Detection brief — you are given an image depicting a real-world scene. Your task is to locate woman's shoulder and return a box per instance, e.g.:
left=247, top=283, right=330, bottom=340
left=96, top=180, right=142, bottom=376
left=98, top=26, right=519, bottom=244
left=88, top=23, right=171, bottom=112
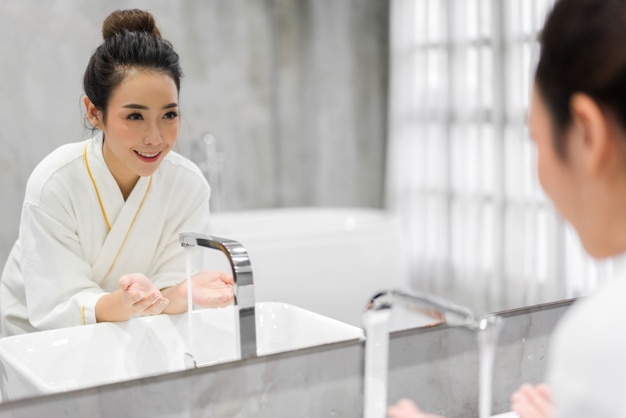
left=550, top=275, right=626, bottom=363
left=547, top=274, right=626, bottom=416
left=560, top=277, right=626, bottom=333
left=31, top=141, right=86, bottom=176
left=25, top=140, right=89, bottom=204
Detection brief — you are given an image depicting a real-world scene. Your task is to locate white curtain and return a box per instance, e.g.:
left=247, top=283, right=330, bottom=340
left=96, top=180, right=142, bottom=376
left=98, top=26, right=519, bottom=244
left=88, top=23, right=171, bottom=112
left=386, top=0, right=616, bottom=313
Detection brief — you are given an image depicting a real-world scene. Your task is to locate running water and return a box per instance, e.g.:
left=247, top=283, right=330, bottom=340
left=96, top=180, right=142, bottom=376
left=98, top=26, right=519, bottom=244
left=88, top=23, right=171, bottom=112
left=183, top=246, right=197, bottom=368
left=476, top=315, right=503, bottom=418
left=363, top=308, right=392, bottom=418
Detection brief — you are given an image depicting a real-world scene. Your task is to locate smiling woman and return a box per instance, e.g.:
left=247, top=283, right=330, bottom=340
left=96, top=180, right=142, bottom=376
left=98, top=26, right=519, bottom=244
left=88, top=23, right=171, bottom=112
left=0, top=9, right=233, bottom=336
left=84, top=70, right=180, bottom=198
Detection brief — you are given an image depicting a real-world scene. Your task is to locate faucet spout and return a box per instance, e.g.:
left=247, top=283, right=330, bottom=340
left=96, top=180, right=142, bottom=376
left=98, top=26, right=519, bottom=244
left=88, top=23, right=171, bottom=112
left=179, top=232, right=257, bottom=359
left=366, top=289, right=477, bottom=329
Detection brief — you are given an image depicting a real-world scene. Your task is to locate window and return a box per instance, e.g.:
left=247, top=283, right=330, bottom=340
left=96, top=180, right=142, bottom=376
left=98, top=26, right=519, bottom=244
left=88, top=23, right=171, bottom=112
left=387, top=0, right=615, bottom=312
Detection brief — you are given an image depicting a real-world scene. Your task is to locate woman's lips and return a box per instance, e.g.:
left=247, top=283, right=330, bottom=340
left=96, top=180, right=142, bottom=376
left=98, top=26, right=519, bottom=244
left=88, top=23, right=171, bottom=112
left=134, top=150, right=162, bottom=162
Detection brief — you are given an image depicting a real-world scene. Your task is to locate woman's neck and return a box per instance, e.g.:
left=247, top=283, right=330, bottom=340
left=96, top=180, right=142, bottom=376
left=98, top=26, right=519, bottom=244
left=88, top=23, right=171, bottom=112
left=101, top=138, right=140, bottom=201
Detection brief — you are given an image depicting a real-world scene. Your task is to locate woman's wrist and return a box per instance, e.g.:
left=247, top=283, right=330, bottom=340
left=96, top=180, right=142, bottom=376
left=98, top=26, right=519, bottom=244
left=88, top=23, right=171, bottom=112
left=160, top=282, right=188, bottom=314
left=94, top=290, right=137, bottom=322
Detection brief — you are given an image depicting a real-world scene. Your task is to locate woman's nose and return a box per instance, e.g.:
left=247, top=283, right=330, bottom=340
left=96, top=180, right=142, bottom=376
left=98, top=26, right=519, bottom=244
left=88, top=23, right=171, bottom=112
left=143, top=124, right=163, bottom=145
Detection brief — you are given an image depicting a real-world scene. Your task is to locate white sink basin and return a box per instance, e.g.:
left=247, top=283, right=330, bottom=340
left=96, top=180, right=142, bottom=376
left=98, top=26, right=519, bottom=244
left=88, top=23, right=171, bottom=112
left=0, top=302, right=363, bottom=400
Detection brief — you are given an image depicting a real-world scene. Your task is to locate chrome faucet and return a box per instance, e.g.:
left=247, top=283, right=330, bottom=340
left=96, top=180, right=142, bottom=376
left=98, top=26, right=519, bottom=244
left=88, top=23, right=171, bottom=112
left=365, top=289, right=500, bottom=330
left=179, top=232, right=257, bottom=359
left=363, top=289, right=502, bottom=418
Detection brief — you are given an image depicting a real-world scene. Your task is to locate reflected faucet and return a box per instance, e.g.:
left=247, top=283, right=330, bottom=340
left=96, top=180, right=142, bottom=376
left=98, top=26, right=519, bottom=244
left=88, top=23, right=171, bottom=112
left=363, top=289, right=502, bottom=418
left=365, top=289, right=499, bottom=330
left=179, top=232, right=257, bottom=359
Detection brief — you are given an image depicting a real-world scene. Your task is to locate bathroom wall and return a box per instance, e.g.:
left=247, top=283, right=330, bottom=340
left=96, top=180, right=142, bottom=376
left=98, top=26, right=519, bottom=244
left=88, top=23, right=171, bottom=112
left=0, top=0, right=389, bottom=266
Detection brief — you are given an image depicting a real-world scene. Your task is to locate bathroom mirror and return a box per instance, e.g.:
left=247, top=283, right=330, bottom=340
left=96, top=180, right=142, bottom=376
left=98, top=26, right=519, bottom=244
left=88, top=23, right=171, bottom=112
left=0, top=0, right=588, bottom=406
left=0, top=0, right=391, bottom=403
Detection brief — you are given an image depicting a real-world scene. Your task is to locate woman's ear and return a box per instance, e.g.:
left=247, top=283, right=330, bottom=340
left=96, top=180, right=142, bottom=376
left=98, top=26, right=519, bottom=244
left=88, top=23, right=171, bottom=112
left=569, top=93, right=611, bottom=176
left=83, top=96, right=103, bottom=129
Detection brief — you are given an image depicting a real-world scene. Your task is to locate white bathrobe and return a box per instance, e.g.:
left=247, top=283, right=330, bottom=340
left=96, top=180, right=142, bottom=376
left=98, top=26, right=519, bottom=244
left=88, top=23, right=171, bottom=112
left=0, top=133, right=211, bottom=336
left=547, top=258, right=626, bottom=417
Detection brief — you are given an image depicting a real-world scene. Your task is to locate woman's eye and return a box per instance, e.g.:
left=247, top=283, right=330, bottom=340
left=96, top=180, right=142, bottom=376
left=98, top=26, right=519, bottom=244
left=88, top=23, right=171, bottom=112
left=163, top=111, right=179, bottom=120
left=127, top=113, right=143, bottom=121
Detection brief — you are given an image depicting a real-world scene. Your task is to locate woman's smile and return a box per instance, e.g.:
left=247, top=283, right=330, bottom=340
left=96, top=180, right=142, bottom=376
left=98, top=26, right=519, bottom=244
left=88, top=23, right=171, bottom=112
left=134, top=149, right=163, bottom=162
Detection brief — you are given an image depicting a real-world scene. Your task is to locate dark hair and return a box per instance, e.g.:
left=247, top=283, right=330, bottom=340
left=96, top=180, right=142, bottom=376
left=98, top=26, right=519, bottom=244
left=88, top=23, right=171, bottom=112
left=83, top=9, right=183, bottom=122
left=536, top=0, right=626, bottom=155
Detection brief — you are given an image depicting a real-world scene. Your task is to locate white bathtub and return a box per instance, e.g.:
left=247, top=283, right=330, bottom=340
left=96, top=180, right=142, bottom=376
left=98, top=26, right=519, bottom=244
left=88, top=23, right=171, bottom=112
left=205, top=207, right=409, bottom=327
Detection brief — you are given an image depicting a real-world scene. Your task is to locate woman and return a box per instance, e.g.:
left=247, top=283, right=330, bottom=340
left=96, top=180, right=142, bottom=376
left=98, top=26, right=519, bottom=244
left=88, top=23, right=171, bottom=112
left=0, top=9, right=233, bottom=336
left=390, top=0, right=626, bottom=416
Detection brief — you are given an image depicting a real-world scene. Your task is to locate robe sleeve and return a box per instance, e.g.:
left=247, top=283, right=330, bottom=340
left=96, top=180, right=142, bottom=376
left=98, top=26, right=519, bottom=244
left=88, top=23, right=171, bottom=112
left=20, top=204, right=106, bottom=330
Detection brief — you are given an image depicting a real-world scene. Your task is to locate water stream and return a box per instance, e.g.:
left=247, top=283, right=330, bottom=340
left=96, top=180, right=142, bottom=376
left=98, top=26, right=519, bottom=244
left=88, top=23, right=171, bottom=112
left=476, top=315, right=503, bottom=418
left=184, top=247, right=197, bottom=368
left=182, top=245, right=242, bottom=368
left=363, top=309, right=392, bottom=418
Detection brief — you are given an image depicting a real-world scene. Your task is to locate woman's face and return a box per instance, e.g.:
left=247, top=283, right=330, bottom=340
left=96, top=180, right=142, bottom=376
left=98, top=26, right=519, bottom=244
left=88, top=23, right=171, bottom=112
left=99, top=69, right=179, bottom=190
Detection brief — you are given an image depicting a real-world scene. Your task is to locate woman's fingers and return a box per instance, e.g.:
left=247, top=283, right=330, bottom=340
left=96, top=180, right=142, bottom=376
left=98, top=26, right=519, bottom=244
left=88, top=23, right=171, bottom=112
left=118, top=273, right=168, bottom=315
left=511, top=384, right=553, bottom=418
left=214, top=271, right=234, bottom=286
left=193, top=271, right=235, bottom=286
left=120, top=271, right=236, bottom=315
left=141, top=296, right=170, bottom=316
left=193, top=285, right=234, bottom=308
left=189, top=271, right=235, bottom=308
left=387, top=398, right=444, bottom=418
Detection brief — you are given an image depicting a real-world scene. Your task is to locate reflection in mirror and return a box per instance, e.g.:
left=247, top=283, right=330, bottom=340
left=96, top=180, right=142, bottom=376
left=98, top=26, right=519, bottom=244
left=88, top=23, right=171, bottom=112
left=0, top=207, right=390, bottom=401
left=0, top=232, right=364, bottom=401
left=0, top=302, right=363, bottom=402
left=0, top=0, right=390, bottom=405
left=2, top=0, right=603, bottom=412
left=0, top=207, right=393, bottom=403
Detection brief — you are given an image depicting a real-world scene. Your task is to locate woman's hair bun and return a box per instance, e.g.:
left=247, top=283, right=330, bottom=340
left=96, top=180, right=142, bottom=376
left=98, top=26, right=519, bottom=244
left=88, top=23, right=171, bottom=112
left=102, top=9, right=162, bottom=40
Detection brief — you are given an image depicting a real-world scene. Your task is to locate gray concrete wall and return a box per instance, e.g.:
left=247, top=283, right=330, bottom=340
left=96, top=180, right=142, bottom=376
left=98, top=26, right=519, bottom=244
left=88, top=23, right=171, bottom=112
left=0, top=0, right=389, bottom=266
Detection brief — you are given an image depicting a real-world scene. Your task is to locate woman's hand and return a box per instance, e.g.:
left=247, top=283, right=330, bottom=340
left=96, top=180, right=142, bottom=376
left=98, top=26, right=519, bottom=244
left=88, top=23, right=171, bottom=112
left=161, top=270, right=234, bottom=314
left=118, top=273, right=169, bottom=316
left=187, top=271, right=234, bottom=308
left=511, top=383, right=553, bottom=418
left=387, top=399, right=444, bottom=418
left=95, top=273, right=169, bottom=322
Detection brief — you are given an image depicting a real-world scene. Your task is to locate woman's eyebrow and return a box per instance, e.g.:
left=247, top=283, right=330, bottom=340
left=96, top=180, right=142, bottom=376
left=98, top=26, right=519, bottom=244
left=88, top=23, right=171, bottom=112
left=122, top=103, right=148, bottom=110
left=121, top=103, right=178, bottom=110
